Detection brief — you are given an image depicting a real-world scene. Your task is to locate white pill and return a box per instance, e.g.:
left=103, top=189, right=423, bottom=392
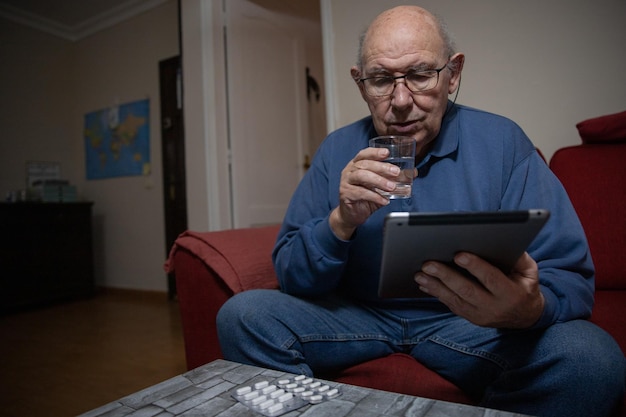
left=236, top=386, right=252, bottom=396
left=242, top=391, right=259, bottom=401
left=309, top=394, right=323, bottom=403
left=285, top=383, right=298, bottom=390
left=277, top=379, right=290, bottom=386
left=259, top=399, right=275, bottom=410
left=294, top=375, right=306, bottom=381
left=326, top=388, right=339, bottom=398
left=261, top=385, right=277, bottom=394
left=301, top=390, right=314, bottom=398
left=278, top=392, right=293, bottom=402
left=292, top=387, right=305, bottom=393
left=251, top=395, right=267, bottom=405
left=268, top=402, right=284, bottom=413
left=309, top=381, right=321, bottom=389
left=269, top=389, right=285, bottom=399
left=301, top=378, right=313, bottom=385
left=254, top=381, right=269, bottom=390
left=317, top=384, right=330, bottom=392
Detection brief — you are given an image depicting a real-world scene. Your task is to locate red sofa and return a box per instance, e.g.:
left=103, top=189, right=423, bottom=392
left=165, top=225, right=472, bottom=404
left=165, top=112, right=626, bottom=414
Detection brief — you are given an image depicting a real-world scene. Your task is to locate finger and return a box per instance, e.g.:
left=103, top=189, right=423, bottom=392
left=340, top=182, right=390, bottom=207
left=510, top=252, right=539, bottom=281
left=343, top=166, right=395, bottom=197
left=415, top=268, right=480, bottom=318
left=453, top=252, right=511, bottom=296
left=414, top=271, right=448, bottom=297
left=422, top=261, right=488, bottom=302
left=351, top=147, right=405, bottom=180
left=346, top=158, right=401, bottom=195
left=351, top=157, right=401, bottom=179
left=353, top=146, right=390, bottom=162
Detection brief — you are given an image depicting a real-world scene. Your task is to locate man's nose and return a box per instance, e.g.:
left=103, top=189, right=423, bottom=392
left=390, top=79, right=413, bottom=108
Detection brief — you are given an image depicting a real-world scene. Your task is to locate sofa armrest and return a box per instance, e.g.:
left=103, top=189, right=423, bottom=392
left=165, top=225, right=281, bottom=369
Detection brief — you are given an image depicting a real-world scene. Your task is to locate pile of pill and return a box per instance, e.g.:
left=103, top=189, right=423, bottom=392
left=231, top=375, right=341, bottom=416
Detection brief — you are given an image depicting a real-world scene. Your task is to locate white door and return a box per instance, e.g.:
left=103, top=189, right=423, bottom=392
left=226, top=0, right=308, bottom=228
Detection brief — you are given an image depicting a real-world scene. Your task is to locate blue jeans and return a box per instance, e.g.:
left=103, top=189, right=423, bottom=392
left=217, top=289, right=625, bottom=417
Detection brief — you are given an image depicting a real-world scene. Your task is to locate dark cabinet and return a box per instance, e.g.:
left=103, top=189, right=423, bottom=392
left=0, top=202, right=95, bottom=312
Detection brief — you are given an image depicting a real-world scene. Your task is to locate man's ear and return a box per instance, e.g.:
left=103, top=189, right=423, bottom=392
left=447, top=53, right=465, bottom=95
left=350, top=66, right=368, bottom=100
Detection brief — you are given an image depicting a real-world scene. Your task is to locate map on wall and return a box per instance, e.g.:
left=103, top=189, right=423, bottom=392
left=84, top=98, right=150, bottom=180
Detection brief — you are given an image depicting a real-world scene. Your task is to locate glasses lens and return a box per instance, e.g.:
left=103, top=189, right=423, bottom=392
left=406, top=71, right=438, bottom=92
left=365, top=77, right=394, bottom=96
left=363, top=71, right=440, bottom=97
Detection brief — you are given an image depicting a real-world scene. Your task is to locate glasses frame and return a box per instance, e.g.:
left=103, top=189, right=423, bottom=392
left=358, top=61, right=450, bottom=97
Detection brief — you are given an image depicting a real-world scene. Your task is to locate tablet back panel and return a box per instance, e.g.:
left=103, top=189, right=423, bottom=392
left=378, top=210, right=550, bottom=298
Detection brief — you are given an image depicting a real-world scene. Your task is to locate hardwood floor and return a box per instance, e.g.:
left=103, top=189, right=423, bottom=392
left=0, top=289, right=187, bottom=416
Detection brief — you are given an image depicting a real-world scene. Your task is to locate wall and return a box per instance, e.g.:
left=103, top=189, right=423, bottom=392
left=74, top=1, right=178, bottom=292
left=322, top=0, right=626, bottom=160
left=0, top=1, right=179, bottom=292
left=0, top=20, right=76, bottom=196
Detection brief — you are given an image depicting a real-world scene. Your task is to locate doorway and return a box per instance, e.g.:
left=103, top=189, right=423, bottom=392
left=159, top=55, right=187, bottom=299
left=179, top=0, right=325, bottom=231
left=226, top=0, right=326, bottom=228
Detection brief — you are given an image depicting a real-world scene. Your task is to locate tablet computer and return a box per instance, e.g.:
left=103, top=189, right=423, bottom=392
left=377, top=209, right=550, bottom=298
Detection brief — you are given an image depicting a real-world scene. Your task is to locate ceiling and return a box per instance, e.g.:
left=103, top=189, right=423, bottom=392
left=0, top=0, right=320, bottom=42
left=0, top=0, right=168, bottom=41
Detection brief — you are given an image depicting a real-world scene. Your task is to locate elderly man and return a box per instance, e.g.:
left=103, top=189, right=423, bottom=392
left=217, top=6, right=625, bottom=416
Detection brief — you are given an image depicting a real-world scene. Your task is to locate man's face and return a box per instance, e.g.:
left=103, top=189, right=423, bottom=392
left=352, top=13, right=463, bottom=154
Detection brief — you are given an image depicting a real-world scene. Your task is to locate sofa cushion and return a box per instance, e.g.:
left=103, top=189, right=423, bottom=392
left=590, top=290, right=626, bottom=356
left=549, top=143, right=626, bottom=289
left=592, top=290, right=626, bottom=417
left=576, top=110, right=626, bottom=143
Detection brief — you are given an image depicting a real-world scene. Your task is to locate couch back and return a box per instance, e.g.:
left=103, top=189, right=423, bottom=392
left=549, top=142, right=626, bottom=290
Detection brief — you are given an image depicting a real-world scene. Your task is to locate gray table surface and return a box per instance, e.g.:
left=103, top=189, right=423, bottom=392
left=79, top=359, right=533, bottom=417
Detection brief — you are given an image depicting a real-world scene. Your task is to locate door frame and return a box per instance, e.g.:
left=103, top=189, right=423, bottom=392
left=180, top=0, right=232, bottom=231
left=159, top=55, right=187, bottom=298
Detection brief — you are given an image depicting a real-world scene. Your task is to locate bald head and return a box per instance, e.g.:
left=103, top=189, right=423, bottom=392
left=357, top=6, right=456, bottom=70
left=350, top=5, right=464, bottom=148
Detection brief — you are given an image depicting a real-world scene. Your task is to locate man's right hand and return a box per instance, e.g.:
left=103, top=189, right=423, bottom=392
left=329, top=147, right=401, bottom=240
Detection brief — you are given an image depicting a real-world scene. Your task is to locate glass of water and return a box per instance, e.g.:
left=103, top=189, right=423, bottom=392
left=369, top=135, right=416, bottom=199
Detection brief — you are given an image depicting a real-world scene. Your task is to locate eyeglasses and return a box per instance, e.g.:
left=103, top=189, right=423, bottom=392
left=359, top=62, right=449, bottom=97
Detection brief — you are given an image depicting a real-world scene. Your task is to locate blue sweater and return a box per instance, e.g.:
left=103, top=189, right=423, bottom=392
left=273, top=104, right=594, bottom=328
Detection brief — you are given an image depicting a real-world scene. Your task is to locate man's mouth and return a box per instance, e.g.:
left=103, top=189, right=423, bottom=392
left=389, top=120, right=419, bottom=133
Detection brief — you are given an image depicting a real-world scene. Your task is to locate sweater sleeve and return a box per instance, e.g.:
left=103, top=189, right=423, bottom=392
left=272, top=137, right=353, bottom=296
left=503, top=150, right=595, bottom=327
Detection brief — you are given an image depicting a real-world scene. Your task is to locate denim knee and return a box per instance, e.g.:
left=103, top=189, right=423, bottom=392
left=546, top=321, right=625, bottom=417
left=216, top=289, right=277, bottom=341
left=487, top=320, right=625, bottom=417
left=554, top=321, right=624, bottom=388
left=216, top=289, right=313, bottom=375
left=216, top=290, right=269, bottom=362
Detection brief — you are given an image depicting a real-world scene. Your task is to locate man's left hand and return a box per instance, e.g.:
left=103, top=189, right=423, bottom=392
left=414, top=252, right=544, bottom=328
